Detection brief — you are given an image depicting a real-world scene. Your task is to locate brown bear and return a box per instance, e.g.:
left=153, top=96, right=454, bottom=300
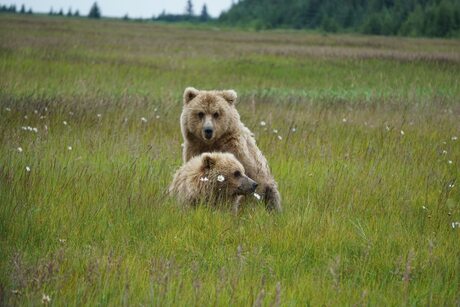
left=180, top=87, right=282, bottom=212
left=169, top=152, right=258, bottom=208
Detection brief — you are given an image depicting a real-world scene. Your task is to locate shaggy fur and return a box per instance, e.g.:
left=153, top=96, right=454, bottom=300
left=180, top=87, right=282, bottom=212
left=169, top=152, right=257, bottom=207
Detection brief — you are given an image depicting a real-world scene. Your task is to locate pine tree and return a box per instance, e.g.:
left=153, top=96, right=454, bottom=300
left=74, top=10, right=80, bottom=17
left=185, top=0, right=194, bottom=16
left=58, top=8, right=64, bottom=16
left=88, top=2, right=101, bottom=19
left=200, top=4, right=209, bottom=21
left=20, top=4, right=25, bottom=14
left=67, top=8, right=73, bottom=17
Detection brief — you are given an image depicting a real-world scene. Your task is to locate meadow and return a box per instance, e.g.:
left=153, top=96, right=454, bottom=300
left=0, top=14, right=459, bottom=305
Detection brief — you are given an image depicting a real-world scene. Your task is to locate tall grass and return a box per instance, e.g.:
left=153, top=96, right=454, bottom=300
left=0, top=15, right=459, bottom=305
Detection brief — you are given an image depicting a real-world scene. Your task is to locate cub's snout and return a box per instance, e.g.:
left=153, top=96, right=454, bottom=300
left=238, top=176, right=258, bottom=195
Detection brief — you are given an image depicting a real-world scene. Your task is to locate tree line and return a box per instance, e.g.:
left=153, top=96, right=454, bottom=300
left=0, top=1, right=208, bottom=21
left=0, top=4, right=32, bottom=14
left=1, top=0, right=459, bottom=37
left=219, top=0, right=460, bottom=37
left=0, top=2, right=100, bottom=18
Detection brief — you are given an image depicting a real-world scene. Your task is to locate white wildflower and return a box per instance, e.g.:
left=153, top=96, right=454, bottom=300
left=34, top=110, right=38, bottom=114
left=24, top=115, right=28, bottom=119
left=17, top=147, right=23, bottom=153
left=452, top=136, right=458, bottom=141
left=44, top=125, right=48, bottom=131
left=58, top=238, right=66, bottom=244
left=67, top=146, right=72, bottom=151
left=422, top=206, right=427, bottom=210
left=291, top=127, right=296, bottom=132
left=41, top=293, right=51, bottom=304
left=260, top=121, right=266, bottom=126
left=452, top=222, right=460, bottom=229
left=442, top=150, right=447, bottom=155
left=400, top=130, right=405, bottom=136
left=21, top=126, right=27, bottom=130
left=180, top=143, right=185, bottom=148
left=25, top=166, right=31, bottom=172
left=27, top=126, right=33, bottom=131
left=342, top=118, right=347, bottom=123
left=63, top=121, right=68, bottom=126
left=253, top=192, right=261, bottom=200
left=5, top=107, right=11, bottom=112
left=141, top=117, right=147, bottom=123
left=32, top=127, right=38, bottom=133
left=156, top=115, right=160, bottom=119
left=40, top=115, right=46, bottom=120
left=385, top=125, right=390, bottom=131
left=217, top=175, right=225, bottom=182
left=154, top=108, right=158, bottom=112
left=199, top=177, right=209, bottom=182
left=97, top=113, right=102, bottom=118
left=277, top=135, right=282, bottom=140
left=69, top=111, right=74, bottom=116
left=272, top=129, right=278, bottom=134
left=448, top=160, right=453, bottom=165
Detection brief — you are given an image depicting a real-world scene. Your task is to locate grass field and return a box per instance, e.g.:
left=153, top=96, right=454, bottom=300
left=1, top=14, right=460, bottom=305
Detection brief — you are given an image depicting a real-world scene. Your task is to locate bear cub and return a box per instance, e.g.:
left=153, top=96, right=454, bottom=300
left=169, top=152, right=258, bottom=207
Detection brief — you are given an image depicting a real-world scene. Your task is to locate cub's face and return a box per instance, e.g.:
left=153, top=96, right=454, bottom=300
left=201, top=153, right=258, bottom=197
left=182, top=87, right=239, bottom=144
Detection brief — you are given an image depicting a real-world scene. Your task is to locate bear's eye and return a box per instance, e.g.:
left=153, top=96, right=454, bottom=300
left=234, top=171, right=241, bottom=177
left=213, top=112, right=219, bottom=119
left=198, top=112, right=205, bottom=119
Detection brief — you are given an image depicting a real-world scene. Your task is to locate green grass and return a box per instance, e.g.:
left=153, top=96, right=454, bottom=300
left=1, top=14, right=460, bottom=305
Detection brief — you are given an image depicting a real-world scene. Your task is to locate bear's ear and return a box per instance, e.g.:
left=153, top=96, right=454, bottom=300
left=202, top=154, right=215, bottom=170
left=183, top=87, right=199, bottom=104
left=222, top=89, right=237, bottom=104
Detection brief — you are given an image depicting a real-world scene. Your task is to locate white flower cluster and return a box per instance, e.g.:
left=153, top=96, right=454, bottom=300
left=21, top=126, right=38, bottom=133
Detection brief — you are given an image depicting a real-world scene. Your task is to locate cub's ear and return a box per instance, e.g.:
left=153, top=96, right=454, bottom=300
left=202, top=154, right=215, bottom=170
left=222, top=89, right=237, bottom=104
left=183, top=87, right=199, bottom=104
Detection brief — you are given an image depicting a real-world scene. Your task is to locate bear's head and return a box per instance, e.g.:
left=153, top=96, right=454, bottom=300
left=199, top=152, right=257, bottom=197
left=181, top=87, right=240, bottom=144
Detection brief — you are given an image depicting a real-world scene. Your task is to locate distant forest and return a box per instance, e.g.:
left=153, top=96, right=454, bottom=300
left=220, top=0, right=460, bottom=37
left=1, top=0, right=459, bottom=37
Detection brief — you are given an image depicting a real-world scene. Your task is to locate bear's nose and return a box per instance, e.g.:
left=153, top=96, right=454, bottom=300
left=252, top=182, right=258, bottom=190
left=204, top=128, right=213, bottom=139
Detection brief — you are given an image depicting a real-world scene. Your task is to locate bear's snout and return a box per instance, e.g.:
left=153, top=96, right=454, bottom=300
left=249, top=179, right=258, bottom=193
left=237, top=176, right=258, bottom=195
left=203, top=128, right=213, bottom=140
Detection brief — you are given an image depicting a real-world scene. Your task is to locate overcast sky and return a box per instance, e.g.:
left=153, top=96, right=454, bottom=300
left=6, top=0, right=234, bottom=18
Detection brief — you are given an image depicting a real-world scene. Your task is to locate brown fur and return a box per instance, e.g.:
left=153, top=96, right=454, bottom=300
left=180, top=87, right=282, bottom=212
left=169, top=152, right=257, bottom=207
